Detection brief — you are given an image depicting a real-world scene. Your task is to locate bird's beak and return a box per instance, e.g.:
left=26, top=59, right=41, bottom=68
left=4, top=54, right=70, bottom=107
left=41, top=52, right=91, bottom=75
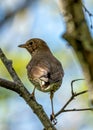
left=18, top=44, right=26, bottom=48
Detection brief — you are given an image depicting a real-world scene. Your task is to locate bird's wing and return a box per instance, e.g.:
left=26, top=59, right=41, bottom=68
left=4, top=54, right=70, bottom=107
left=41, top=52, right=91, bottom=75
left=30, top=65, right=49, bottom=83
left=50, top=71, right=63, bottom=83
left=50, top=61, right=64, bottom=82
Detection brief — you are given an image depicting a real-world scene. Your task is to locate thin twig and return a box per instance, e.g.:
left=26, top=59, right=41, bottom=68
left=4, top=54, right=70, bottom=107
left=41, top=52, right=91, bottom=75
left=82, top=3, right=93, bottom=29
left=55, top=90, right=87, bottom=117
left=71, top=79, right=85, bottom=95
left=55, top=79, right=89, bottom=118
left=61, top=108, right=93, bottom=113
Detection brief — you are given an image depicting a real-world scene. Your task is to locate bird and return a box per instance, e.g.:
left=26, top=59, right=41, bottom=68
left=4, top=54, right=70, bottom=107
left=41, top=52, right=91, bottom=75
left=18, top=38, right=64, bottom=123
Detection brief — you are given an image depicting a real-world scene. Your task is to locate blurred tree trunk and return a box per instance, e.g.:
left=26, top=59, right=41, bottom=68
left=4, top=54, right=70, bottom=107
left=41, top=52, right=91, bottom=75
left=59, top=0, right=93, bottom=104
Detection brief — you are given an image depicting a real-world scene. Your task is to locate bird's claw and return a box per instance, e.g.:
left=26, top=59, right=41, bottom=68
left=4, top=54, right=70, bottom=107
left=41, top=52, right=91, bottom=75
left=50, top=114, right=57, bottom=125
left=30, top=92, right=36, bottom=100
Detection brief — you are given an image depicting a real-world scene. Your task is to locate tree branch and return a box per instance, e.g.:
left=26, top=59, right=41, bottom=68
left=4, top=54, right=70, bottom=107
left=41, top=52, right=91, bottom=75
left=0, top=48, right=57, bottom=130
left=0, top=48, right=22, bottom=84
left=59, top=0, right=93, bottom=104
left=55, top=79, right=93, bottom=118
left=0, top=78, right=20, bottom=92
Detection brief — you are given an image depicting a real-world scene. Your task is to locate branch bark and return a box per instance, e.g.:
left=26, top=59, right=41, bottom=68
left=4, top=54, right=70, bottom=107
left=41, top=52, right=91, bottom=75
left=0, top=48, right=57, bottom=130
left=59, top=0, right=93, bottom=104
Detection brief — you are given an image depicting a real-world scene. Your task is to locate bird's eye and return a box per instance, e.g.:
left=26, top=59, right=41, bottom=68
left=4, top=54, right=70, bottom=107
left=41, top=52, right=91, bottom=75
left=30, top=41, right=33, bottom=45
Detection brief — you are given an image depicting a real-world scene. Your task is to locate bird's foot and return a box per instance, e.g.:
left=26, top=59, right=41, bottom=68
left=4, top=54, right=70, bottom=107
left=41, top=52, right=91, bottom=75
left=30, top=87, right=36, bottom=100
left=30, top=92, right=36, bottom=100
left=50, top=113, right=57, bottom=125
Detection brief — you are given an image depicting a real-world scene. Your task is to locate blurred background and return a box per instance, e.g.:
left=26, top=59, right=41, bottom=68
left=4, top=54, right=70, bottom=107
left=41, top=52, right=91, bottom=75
left=0, top=0, right=93, bottom=130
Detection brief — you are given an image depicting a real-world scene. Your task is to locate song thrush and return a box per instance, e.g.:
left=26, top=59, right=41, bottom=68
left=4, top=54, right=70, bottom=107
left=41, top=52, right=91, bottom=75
left=18, top=38, right=64, bottom=123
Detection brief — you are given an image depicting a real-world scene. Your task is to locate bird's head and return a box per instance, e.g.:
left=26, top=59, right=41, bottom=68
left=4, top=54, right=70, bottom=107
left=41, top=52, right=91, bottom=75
left=18, top=38, right=50, bottom=56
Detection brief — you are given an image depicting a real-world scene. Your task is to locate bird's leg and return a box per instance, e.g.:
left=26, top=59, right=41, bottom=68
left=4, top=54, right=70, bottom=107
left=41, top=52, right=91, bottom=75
left=30, top=86, right=36, bottom=99
left=50, top=91, right=54, bottom=117
left=50, top=91, right=57, bottom=125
